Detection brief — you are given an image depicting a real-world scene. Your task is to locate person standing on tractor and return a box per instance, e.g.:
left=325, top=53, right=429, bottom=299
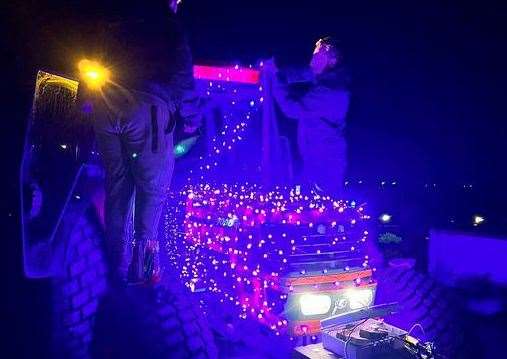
left=264, top=37, right=350, bottom=197
left=84, top=0, right=200, bottom=285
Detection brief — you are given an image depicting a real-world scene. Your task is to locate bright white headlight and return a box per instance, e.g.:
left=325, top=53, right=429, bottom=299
left=345, top=289, right=374, bottom=310
left=299, top=294, right=332, bottom=316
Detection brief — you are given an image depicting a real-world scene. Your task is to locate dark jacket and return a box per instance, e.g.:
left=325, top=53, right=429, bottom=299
left=102, top=9, right=193, bottom=100
left=272, top=67, right=349, bottom=192
left=92, top=2, right=200, bottom=127
left=273, top=67, right=350, bottom=147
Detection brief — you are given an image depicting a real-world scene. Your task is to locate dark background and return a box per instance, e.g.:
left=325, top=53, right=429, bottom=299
left=5, top=0, right=507, bottom=187
left=3, top=0, right=507, bottom=357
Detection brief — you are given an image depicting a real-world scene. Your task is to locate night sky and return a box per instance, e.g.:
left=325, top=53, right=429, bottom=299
left=3, top=0, right=507, bottom=261
left=5, top=0, right=507, bottom=189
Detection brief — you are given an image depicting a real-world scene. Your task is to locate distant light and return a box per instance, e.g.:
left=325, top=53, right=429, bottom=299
left=474, top=215, right=485, bottom=226
left=60, top=144, right=67, bottom=150
left=380, top=213, right=392, bottom=223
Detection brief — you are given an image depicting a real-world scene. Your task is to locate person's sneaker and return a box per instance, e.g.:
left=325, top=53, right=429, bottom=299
left=143, top=240, right=162, bottom=285
left=127, top=240, right=161, bottom=286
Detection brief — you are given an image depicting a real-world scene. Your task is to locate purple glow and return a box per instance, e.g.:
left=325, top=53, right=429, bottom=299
left=429, top=229, right=507, bottom=286
left=164, top=184, right=374, bottom=335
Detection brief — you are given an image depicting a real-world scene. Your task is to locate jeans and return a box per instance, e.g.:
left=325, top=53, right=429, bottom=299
left=92, top=87, right=175, bottom=277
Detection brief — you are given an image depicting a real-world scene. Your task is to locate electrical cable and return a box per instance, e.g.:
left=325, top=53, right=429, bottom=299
left=343, top=319, right=368, bottom=359
left=407, top=323, right=425, bottom=337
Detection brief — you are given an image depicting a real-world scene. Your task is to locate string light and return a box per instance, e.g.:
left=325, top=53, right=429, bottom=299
left=162, top=65, right=373, bottom=335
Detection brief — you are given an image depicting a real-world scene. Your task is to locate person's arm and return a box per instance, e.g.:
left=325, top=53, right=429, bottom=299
left=272, top=76, right=349, bottom=126
left=167, top=20, right=202, bottom=132
left=271, top=77, right=309, bottom=119
left=167, top=34, right=194, bottom=103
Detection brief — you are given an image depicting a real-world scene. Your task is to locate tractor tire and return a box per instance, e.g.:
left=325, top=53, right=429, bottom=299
left=91, top=280, right=218, bottom=359
left=51, top=201, right=217, bottom=359
left=375, top=267, right=464, bottom=357
left=52, top=206, right=109, bottom=359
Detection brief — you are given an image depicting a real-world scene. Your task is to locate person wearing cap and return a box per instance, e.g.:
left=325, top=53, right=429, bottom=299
left=264, top=37, right=350, bottom=197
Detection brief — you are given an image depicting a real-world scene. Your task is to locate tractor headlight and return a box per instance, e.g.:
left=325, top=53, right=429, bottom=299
left=299, top=294, right=332, bottom=316
left=344, top=288, right=374, bottom=310
left=78, top=59, right=110, bottom=90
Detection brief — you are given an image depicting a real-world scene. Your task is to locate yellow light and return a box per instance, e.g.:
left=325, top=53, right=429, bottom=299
left=78, top=59, right=110, bottom=90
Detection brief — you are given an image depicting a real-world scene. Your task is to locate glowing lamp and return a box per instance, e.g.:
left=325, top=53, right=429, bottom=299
left=345, top=288, right=374, bottom=310
left=299, top=294, right=332, bottom=316
left=379, top=213, right=392, bottom=223
left=78, top=59, right=110, bottom=90
left=473, top=215, right=485, bottom=226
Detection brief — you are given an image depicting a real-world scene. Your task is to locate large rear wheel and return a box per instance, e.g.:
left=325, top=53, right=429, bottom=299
left=52, top=206, right=108, bottom=359
left=52, top=205, right=218, bottom=358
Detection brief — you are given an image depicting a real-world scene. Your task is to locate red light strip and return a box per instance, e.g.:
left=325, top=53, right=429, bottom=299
left=282, top=269, right=373, bottom=287
left=193, top=65, right=260, bottom=84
